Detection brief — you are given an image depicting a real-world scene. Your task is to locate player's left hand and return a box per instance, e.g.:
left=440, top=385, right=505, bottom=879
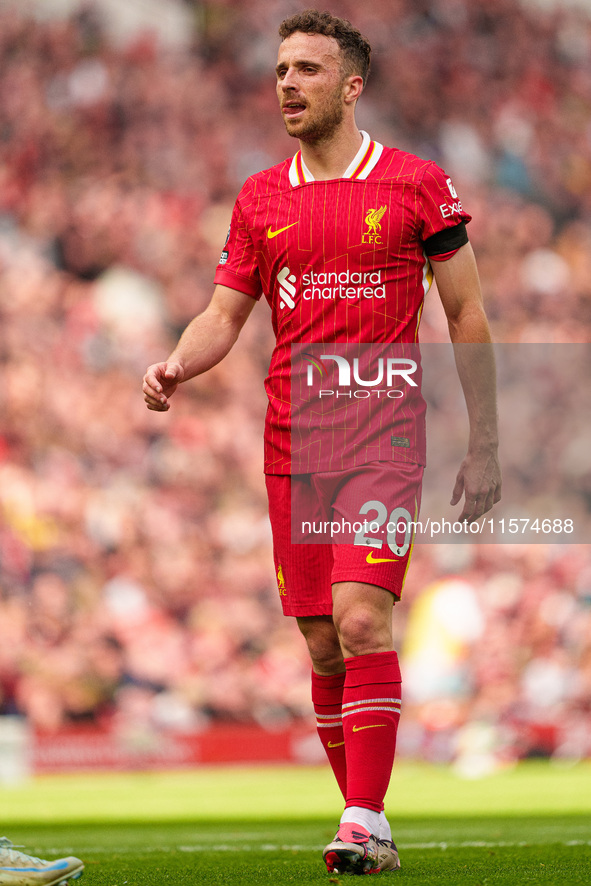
left=451, top=448, right=502, bottom=523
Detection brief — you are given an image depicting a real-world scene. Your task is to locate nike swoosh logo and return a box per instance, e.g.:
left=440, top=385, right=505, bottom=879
left=267, top=222, right=299, bottom=239
left=352, top=724, right=387, bottom=732
left=327, top=740, right=345, bottom=748
left=366, top=551, right=397, bottom=564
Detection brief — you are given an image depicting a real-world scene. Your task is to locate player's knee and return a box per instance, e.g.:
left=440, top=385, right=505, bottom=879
left=335, top=607, right=390, bottom=657
left=297, top=616, right=343, bottom=672
left=308, top=635, right=343, bottom=672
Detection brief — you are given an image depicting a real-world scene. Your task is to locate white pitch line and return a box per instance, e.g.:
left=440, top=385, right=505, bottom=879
left=177, top=840, right=591, bottom=851
left=71, top=839, right=591, bottom=854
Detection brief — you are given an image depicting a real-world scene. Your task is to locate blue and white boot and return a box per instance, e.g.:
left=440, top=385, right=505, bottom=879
left=0, top=838, right=84, bottom=886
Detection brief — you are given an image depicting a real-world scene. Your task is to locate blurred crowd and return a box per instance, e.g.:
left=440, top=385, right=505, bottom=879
left=0, top=0, right=590, bottom=764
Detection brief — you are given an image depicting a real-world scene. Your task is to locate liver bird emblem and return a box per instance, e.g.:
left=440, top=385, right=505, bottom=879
left=365, top=205, right=387, bottom=233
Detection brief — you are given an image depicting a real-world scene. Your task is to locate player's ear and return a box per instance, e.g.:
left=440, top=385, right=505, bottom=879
left=343, top=74, right=364, bottom=105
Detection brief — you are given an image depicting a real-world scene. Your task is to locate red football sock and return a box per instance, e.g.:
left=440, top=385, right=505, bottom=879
left=342, top=651, right=402, bottom=813
left=311, top=670, right=347, bottom=799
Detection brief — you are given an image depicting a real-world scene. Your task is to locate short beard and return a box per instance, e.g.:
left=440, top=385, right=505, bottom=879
left=284, top=85, right=345, bottom=144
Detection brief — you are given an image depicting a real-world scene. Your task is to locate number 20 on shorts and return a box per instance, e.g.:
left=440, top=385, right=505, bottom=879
left=353, top=500, right=413, bottom=557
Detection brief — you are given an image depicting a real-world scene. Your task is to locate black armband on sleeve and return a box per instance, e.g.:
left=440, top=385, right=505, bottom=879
left=423, top=222, right=469, bottom=256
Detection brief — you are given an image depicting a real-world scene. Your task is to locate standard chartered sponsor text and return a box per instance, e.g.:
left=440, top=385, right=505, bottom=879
left=302, top=268, right=385, bottom=300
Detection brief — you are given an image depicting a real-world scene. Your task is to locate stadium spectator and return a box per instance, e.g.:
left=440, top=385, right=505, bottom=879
left=0, top=0, right=589, bottom=776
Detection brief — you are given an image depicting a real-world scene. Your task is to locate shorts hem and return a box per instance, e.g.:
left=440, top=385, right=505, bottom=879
left=281, top=603, right=334, bottom=618
left=330, top=570, right=402, bottom=600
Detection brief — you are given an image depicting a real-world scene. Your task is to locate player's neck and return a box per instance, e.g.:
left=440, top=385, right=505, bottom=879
left=299, top=123, right=363, bottom=181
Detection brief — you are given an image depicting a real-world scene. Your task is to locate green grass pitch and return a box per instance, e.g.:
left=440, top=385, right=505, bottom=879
left=2, top=761, right=590, bottom=884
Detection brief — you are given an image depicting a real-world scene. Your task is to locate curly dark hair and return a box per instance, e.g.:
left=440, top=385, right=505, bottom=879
left=278, top=9, right=371, bottom=84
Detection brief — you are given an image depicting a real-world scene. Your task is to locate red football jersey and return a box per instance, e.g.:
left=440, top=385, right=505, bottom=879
left=214, top=132, right=471, bottom=474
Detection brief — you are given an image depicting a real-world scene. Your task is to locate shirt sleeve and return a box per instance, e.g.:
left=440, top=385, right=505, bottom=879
left=213, top=196, right=262, bottom=299
left=417, top=163, right=472, bottom=244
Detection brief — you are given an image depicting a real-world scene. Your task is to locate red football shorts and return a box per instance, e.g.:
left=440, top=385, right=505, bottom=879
left=265, top=461, right=423, bottom=617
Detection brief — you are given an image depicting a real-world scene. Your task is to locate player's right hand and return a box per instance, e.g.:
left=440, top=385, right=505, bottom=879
left=142, top=361, right=184, bottom=411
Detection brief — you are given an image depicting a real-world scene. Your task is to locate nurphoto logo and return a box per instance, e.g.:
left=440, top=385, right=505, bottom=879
left=303, top=352, right=418, bottom=399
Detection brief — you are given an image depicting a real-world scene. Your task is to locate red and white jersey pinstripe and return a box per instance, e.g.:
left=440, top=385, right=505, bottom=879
left=214, top=132, right=471, bottom=474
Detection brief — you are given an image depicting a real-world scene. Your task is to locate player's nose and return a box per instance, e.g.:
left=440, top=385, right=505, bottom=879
left=279, top=66, right=298, bottom=90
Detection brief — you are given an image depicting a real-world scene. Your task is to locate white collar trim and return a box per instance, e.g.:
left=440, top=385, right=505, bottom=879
left=288, top=131, right=383, bottom=186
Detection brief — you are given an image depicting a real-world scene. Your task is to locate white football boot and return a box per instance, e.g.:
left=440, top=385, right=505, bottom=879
left=0, top=838, right=84, bottom=886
